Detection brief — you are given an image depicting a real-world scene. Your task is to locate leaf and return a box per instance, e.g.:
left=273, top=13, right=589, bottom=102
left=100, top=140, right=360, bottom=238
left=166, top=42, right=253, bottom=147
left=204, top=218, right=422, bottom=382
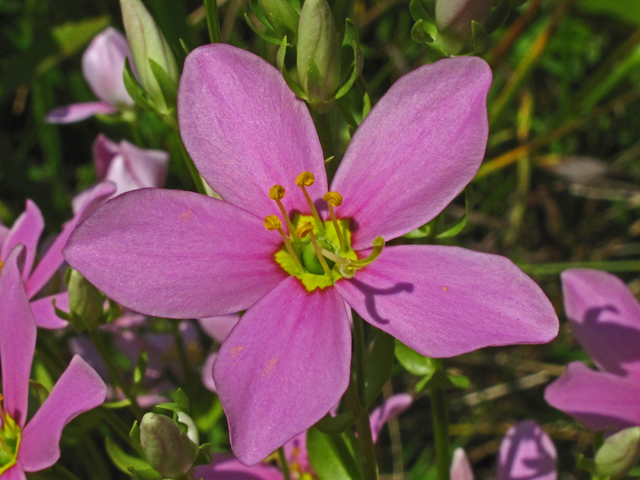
left=436, top=186, right=474, bottom=239
left=576, top=0, right=640, bottom=26
left=123, top=59, right=155, bottom=112
left=307, top=427, right=364, bottom=480
left=416, top=370, right=470, bottom=392
left=244, top=13, right=282, bottom=45
left=411, top=20, right=434, bottom=44
left=362, top=93, right=371, bottom=119
left=106, top=437, right=150, bottom=474
left=130, top=421, right=141, bottom=445
left=149, top=58, right=178, bottom=110
left=175, top=388, right=190, bottom=414
left=133, top=350, right=148, bottom=387
left=277, top=37, right=307, bottom=99
left=128, top=467, right=163, bottom=480
left=315, top=411, right=356, bottom=434
left=395, top=340, right=433, bottom=376
left=334, top=20, right=363, bottom=100
left=408, top=0, right=432, bottom=24
left=364, top=331, right=395, bottom=407
left=484, top=0, right=510, bottom=34
left=471, top=21, right=490, bottom=56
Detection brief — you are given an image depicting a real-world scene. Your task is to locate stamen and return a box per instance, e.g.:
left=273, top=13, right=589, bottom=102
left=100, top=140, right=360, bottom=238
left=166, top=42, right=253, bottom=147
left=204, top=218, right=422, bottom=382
left=265, top=215, right=302, bottom=272
left=296, top=172, right=323, bottom=231
left=338, top=237, right=385, bottom=278
left=323, top=192, right=346, bottom=251
left=269, top=185, right=298, bottom=241
left=296, top=222, right=333, bottom=278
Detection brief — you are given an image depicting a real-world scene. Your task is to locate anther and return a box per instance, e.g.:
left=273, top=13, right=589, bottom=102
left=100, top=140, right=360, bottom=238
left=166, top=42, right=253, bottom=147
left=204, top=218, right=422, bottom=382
left=296, top=172, right=323, bottom=231
left=296, top=221, right=333, bottom=278
left=323, top=192, right=346, bottom=251
left=265, top=215, right=302, bottom=272
left=268, top=185, right=298, bottom=242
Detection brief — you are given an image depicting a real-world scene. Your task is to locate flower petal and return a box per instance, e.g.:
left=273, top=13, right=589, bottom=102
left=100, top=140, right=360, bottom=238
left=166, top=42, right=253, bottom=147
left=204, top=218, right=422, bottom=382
left=82, top=27, right=134, bottom=107
left=178, top=44, right=327, bottom=220
left=451, top=448, right=474, bottom=480
left=202, top=352, right=218, bottom=392
left=0, top=246, right=36, bottom=427
left=561, top=269, right=640, bottom=381
left=2, top=465, right=26, bottom=480
left=193, top=454, right=284, bottom=480
left=545, top=361, right=640, bottom=432
left=29, top=293, right=69, bottom=329
left=331, top=57, right=491, bottom=249
left=199, top=314, right=241, bottom=343
left=64, top=189, right=285, bottom=318
left=26, top=182, right=116, bottom=298
left=116, top=141, right=169, bottom=191
left=214, top=276, right=351, bottom=465
left=1, top=200, right=44, bottom=282
left=335, top=245, right=558, bottom=357
left=46, top=102, right=118, bottom=123
left=369, top=393, right=412, bottom=443
left=93, top=133, right=121, bottom=180
left=19, top=355, right=106, bottom=472
left=497, top=421, right=557, bottom=480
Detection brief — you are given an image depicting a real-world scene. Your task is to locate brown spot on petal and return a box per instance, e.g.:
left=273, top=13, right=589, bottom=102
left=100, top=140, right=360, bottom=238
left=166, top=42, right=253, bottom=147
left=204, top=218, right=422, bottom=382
left=262, top=357, right=278, bottom=376
left=180, top=209, right=193, bottom=222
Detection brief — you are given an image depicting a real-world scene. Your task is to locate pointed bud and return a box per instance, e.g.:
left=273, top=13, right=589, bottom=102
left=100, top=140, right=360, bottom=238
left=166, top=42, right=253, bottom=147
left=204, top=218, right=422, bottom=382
left=119, top=0, right=179, bottom=113
left=258, top=0, right=299, bottom=41
left=435, top=0, right=492, bottom=54
left=140, top=413, right=199, bottom=478
left=66, top=269, right=105, bottom=331
left=595, top=427, right=640, bottom=480
left=297, top=0, right=341, bottom=112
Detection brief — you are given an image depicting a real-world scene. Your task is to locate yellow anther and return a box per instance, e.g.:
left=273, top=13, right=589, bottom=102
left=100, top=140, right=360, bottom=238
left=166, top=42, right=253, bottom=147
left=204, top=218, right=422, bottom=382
left=323, top=192, right=343, bottom=207
left=296, top=172, right=315, bottom=187
left=264, top=215, right=282, bottom=231
left=295, top=221, right=314, bottom=239
left=269, top=185, right=286, bottom=200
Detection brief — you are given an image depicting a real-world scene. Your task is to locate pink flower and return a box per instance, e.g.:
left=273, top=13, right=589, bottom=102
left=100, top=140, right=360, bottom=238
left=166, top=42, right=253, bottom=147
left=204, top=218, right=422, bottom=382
left=46, top=28, right=136, bottom=123
left=452, top=421, right=557, bottom=480
left=64, top=45, right=558, bottom=464
left=545, top=269, right=640, bottom=432
left=0, top=183, right=114, bottom=329
left=0, top=245, right=106, bottom=479
left=193, top=454, right=284, bottom=480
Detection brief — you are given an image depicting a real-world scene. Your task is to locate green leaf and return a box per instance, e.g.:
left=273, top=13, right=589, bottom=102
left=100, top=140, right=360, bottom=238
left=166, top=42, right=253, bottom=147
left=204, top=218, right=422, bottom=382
left=52, top=298, right=73, bottom=322
left=395, top=340, right=433, bottom=376
left=471, top=21, right=490, bottom=56
left=193, top=443, right=215, bottom=467
left=103, top=399, right=133, bottom=409
left=106, top=437, right=150, bottom=474
left=484, top=0, right=510, bottom=34
left=244, top=13, right=282, bottom=45
left=306, top=59, right=325, bottom=103
left=249, top=0, right=274, bottom=30
left=364, top=331, right=395, bottom=406
left=576, top=0, right=640, bottom=26
left=334, top=20, right=363, bottom=100
left=416, top=370, right=470, bottom=392
left=175, top=388, right=190, bottom=414
left=277, top=38, right=308, bottom=99
left=123, top=59, right=155, bottom=112
left=576, top=453, right=597, bottom=473
left=307, top=427, right=364, bottom=480
left=411, top=20, right=434, bottom=44
left=408, top=0, right=431, bottom=24
left=403, top=221, right=435, bottom=239
left=149, top=58, right=178, bottom=110
left=436, top=187, right=474, bottom=239
left=133, top=351, right=148, bottom=387
left=362, top=93, right=371, bottom=119
left=130, top=421, right=142, bottom=445
left=315, top=411, right=356, bottom=434
left=128, top=467, right=164, bottom=480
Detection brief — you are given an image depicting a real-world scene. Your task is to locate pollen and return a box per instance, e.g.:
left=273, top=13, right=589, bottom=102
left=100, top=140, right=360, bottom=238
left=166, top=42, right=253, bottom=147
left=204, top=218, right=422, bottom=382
left=264, top=215, right=282, bottom=231
left=296, top=172, right=315, bottom=187
left=323, top=192, right=343, bottom=207
left=269, top=185, right=286, bottom=200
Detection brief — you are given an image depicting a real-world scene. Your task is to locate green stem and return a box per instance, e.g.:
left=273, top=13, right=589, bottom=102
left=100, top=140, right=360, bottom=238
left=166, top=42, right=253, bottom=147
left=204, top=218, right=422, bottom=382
left=175, top=132, right=208, bottom=195
left=430, top=359, right=450, bottom=480
left=311, top=111, right=338, bottom=181
left=352, top=314, right=378, bottom=480
left=50, top=464, right=83, bottom=480
left=87, top=329, right=143, bottom=420
left=204, top=0, right=222, bottom=43
left=278, top=446, right=292, bottom=480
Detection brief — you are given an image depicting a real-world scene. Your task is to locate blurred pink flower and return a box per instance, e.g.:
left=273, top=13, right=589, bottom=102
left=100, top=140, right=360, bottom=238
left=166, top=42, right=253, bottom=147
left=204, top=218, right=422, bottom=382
left=0, top=245, right=106, bottom=479
left=546, top=269, right=640, bottom=432
left=46, top=27, right=136, bottom=123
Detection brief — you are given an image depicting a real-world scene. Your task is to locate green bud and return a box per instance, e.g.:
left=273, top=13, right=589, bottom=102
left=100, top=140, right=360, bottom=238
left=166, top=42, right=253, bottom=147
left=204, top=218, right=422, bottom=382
left=595, top=427, right=640, bottom=480
left=140, top=413, right=199, bottom=479
left=66, top=269, right=105, bottom=331
left=258, top=0, right=299, bottom=41
left=434, top=0, right=492, bottom=54
left=119, top=0, right=179, bottom=113
left=297, top=0, right=341, bottom=112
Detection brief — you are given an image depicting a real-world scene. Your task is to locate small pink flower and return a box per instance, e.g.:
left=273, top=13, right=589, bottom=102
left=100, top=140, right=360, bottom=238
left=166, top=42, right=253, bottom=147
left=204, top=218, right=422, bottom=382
left=0, top=245, right=106, bottom=479
left=46, top=28, right=136, bottom=124
left=546, top=269, right=640, bottom=432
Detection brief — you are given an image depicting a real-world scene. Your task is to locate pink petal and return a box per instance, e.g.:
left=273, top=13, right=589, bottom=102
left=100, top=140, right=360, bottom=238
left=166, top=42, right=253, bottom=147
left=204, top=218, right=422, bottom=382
left=199, top=314, right=241, bottom=343
left=19, top=355, right=106, bottom=472
left=561, top=269, right=640, bottom=381
left=193, top=454, right=284, bottom=480
left=93, top=134, right=120, bottom=180
left=451, top=448, right=474, bottom=480
left=369, top=393, right=412, bottom=443
left=2, top=465, right=26, bottom=480
left=29, top=293, right=69, bottom=329
left=64, top=189, right=286, bottom=318
left=497, top=421, right=557, bottom=480
left=214, top=277, right=351, bottom=465
left=178, top=44, right=327, bottom=221
left=115, top=141, right=168, bottom=191
left=26, top=182, right=115, bottom=298
left=0, top=246, right=36, bottom=427
left=0, top=224, right=9, bottom=247
left=1, top=200, right=44, bottom=281
left=202, top=352, right=218, bottom=392
left=545, top=361, right=640, bottom=432
left=335, top=245, right=558, bottom=358
left=82, top=27, right=134, bottom=107
left=331, top=57, right=491, bottom=249
left=46, top=102, right=118, bottom=123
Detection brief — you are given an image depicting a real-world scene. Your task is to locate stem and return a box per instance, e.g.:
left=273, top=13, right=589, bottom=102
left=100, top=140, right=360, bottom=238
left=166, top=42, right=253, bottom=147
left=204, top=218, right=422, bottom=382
left=352, top=313, right=378, bottom=480
left=204, top=0, right=222, bottom=43
left=51, top=464, right=84, bottom=480
left=278, top=447, right=293, bottom=480
left=87, top=329, right=143, bottom=420
left=311, top=111, right=338, bottom=180
left=430, top=359, right=450, bottom=480
left=175, top=132, right=208, bottom=195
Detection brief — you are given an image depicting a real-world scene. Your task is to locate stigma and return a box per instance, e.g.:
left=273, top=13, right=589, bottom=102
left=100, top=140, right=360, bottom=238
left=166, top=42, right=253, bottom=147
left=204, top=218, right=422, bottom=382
left=264, top=172, right=385, bottom=291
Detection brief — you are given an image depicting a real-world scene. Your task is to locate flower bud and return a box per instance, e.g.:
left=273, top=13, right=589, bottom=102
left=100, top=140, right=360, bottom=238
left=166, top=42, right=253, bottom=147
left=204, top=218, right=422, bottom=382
left=119, top=0, right=179, bottom=113
left=258, top=0, right=299, bottom=41
left=595, top=427, right=640, bottom=480
left=435, top=0, right=492, bottom=54
left=297, top=0, right=341, bottom=111
left=140, top=413, right=199, bottom=478
left=66, top=269, right=105, bottom=331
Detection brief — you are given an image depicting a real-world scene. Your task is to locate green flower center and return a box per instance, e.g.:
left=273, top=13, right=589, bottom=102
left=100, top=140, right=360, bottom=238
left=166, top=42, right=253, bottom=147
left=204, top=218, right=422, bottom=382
left=0, top=412, right=22, bottom=475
